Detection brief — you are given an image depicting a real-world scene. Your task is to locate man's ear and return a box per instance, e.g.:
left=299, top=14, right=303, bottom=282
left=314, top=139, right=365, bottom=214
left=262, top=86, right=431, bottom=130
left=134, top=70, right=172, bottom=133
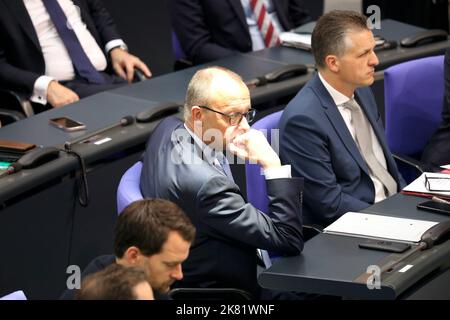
left=191, top=106, right=202, bottom=121
left=123, top=246, right=140, bottom=264
left=325, top=55, right=340, bottom=73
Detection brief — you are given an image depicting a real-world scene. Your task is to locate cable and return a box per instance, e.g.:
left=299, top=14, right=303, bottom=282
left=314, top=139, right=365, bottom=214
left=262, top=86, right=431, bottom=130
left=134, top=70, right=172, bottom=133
left=61, top=115, right=135, bottom=207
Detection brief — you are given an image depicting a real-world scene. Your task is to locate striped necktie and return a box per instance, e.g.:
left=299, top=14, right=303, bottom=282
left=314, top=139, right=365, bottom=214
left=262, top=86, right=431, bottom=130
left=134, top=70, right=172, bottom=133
left=249, top=0, right=281, bottom=48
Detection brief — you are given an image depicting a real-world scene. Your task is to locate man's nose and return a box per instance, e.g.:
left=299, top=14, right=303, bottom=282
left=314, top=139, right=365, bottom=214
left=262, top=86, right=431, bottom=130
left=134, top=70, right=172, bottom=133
left=171, top=264, right=183, bottom=280
left=239, top=117, right=250, bottom=131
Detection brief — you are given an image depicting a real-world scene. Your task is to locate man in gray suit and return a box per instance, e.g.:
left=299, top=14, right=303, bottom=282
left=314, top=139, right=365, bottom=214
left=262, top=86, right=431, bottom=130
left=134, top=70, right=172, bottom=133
left=140, top=66, right=304, bottom=298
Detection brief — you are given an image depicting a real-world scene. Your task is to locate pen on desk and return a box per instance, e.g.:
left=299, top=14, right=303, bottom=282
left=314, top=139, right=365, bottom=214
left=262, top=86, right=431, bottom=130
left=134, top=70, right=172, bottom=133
left=431, top=196, right=450, bottom=204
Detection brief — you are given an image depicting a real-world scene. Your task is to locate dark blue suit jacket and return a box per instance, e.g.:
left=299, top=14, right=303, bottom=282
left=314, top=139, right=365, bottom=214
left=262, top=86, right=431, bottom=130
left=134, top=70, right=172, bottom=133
left=140, top=116, right=304, bottom=297
left=279, top=74, right=405, bottom=227
left=169, top=0, right=311, bottom=64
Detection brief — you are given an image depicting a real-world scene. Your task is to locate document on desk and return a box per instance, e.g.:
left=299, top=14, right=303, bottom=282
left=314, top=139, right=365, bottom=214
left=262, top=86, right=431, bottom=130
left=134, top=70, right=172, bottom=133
left=279, top=32, right=311, bottom=51
left=323, top=212, right=438, bottom=243
left=401, top=172, right=450, bottom=199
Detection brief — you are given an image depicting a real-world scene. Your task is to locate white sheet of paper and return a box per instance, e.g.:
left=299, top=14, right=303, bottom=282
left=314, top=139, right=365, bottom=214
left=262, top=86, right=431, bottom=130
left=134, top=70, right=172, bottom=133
left=323, top=212, right=438, bottom=243
left=279, top=32, right=311, bottom=50
left=402, top=172, right=450, bottom=196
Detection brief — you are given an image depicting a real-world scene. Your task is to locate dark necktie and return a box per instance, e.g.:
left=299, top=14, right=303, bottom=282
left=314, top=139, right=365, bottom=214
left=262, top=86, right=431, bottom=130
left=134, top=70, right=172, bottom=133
left=42, top=0, right=106, bottom=84
left=216, top=155, right=234, bottom=182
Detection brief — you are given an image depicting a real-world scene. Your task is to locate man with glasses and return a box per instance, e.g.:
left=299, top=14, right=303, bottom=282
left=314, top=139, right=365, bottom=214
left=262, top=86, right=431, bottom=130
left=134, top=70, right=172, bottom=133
left=140, top=66, right=304, bottom=299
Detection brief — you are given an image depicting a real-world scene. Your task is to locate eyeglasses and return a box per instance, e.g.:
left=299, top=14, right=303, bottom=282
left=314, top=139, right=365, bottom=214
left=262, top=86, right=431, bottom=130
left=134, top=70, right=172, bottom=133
left=424, top=174, right=450, bottom=192
left=199, top=106, right=256, bottom=125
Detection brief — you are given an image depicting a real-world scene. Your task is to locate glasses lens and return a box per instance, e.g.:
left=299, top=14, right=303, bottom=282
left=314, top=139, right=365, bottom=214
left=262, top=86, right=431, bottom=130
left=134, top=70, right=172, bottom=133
left=230, top=114, right=242, bottom=126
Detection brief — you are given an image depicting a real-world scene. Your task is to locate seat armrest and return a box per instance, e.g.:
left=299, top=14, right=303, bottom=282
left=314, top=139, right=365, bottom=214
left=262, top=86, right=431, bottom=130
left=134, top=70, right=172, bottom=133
left=0, top=89, right=34, bottom=117
left=0, top=107, right=25, bottom=125
left=393, top=153, right=442, bottom=173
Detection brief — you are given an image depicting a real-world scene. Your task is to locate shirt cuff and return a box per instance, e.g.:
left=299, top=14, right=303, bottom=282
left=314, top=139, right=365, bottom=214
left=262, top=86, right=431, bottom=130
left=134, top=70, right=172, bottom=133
left=105, top=39, right=126, bottom=54
left=264, top=165, right=291, bottom=180
left=30, top=76, right=55, bottom=105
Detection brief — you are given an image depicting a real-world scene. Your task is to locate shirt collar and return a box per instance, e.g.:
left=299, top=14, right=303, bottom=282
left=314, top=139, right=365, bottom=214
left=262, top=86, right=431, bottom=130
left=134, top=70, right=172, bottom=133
left=183, top=123, right=223, bottom=166
left=318, top=72, right=354, bottom=106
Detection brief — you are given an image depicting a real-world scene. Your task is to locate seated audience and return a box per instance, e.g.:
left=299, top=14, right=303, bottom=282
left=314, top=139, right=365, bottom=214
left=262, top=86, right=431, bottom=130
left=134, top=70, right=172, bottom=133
left=61, top=198, right=195, bottom=299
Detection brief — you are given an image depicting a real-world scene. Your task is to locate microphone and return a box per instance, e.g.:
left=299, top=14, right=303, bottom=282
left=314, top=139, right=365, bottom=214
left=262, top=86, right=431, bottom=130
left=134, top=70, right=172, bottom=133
left=64, top=115, right=135, bottom=150
left=0, top=162, right=23, bottom=178
left=374, top=40, right=398, bottom=52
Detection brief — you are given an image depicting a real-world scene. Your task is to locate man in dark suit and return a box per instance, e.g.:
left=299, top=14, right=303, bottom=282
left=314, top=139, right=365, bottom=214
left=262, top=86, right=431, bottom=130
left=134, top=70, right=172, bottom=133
left=421, top=49, right=450, bottom=167
left=169, top=0, right=311, bottom=64
left=0, top=0, right=151, bottom=110
left=279, top=11, right=404, bottom=228
left=140, top=66, right=304, bottom=298
left=61, top=199, right=195, bottom=300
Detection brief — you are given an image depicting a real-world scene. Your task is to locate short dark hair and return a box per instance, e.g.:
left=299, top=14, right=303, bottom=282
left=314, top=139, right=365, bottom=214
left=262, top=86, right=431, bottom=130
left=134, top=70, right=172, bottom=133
left=75, top=264, right=149, bottom=300
left=312, top=10, right=369, bottom=68
left=114, top=199, right=195, bottom=258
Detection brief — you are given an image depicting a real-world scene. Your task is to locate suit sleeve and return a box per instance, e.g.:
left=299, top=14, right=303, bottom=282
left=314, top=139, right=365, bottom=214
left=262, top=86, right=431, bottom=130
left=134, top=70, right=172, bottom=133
left=86, top=0, right=121, bottom=45
left=288, top=0, right=312, bottom=28
left=196, top=175, right=304, bottom=255
left=0, top=47, right=40, bottom=97
left=169, top=0, right=235, bottom=64
left=281, top=113, right=370, bottom=224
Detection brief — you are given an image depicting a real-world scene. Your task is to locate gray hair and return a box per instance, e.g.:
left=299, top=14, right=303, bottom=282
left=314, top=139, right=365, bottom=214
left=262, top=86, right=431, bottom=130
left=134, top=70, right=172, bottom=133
left=184, top=66, right=244, bottom=121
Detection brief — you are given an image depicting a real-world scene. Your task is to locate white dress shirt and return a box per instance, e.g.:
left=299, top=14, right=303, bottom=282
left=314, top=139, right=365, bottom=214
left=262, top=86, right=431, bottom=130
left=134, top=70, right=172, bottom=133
left=184, top=124, right=291, bottom=180
left=23, top=0, right=124, bottom=104
left=318, top=73, right=389, bottom=202
left=240, top=0, right=283, bottom=51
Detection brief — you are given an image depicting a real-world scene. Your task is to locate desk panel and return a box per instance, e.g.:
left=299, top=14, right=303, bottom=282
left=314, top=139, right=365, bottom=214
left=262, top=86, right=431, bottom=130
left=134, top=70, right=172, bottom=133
left=259, top=194, right=450, bottom=299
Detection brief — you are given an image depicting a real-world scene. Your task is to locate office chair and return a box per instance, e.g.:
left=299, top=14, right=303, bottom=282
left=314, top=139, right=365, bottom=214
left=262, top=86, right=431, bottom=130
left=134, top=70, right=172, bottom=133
left=384, top=55, right=445, bottom=183
left=0, top=107, right=25, bottom=126
left=245, top=111, right=322, bottom=242
left=116, top=161, right=143, bottom=214
left=0, top=290, right=27, bottom=300
left=171, top=32, right=192, bottom=71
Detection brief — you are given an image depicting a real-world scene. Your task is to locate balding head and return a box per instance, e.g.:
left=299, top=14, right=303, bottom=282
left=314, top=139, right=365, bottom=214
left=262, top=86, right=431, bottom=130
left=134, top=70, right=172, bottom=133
left=183, top=66, right=252, bottom=150
left=184, top=67, right=249, bottom=122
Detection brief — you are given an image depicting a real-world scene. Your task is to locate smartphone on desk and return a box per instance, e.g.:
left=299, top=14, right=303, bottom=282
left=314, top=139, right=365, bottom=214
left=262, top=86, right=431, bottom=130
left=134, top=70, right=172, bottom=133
left=49, top=117, right=86, bottom=132
left=417, top=200, right=450, bottom=216
left=358, top=240, right=411, bottom=253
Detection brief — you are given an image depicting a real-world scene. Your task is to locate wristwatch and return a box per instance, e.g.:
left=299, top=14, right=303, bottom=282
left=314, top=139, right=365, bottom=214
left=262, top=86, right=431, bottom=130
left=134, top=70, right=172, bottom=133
left=111, top=43, right=128, bottom=52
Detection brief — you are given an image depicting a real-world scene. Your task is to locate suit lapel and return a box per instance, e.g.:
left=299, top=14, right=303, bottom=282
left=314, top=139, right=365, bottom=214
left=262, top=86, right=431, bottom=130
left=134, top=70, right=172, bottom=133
left=271, top=0, right=289, bottom=30
left=311, top=75, right=370, bottom=176
left=4, top=0, right=41, bottom=51
left=227, top=0, right=250, bottom=34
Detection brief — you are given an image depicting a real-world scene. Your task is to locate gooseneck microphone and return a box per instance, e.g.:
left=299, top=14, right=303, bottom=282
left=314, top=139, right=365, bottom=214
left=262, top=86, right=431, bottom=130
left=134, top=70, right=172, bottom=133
left=64, top=115, right=135, bottom=150
left=374, top=40, right=398, bottom=52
